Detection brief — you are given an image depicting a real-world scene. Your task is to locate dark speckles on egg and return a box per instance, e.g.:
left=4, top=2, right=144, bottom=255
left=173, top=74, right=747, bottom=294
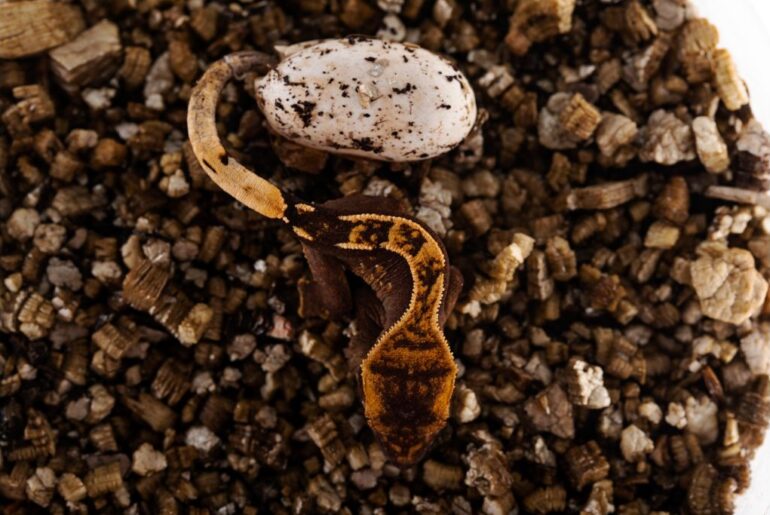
left=393, top=83, right=415, bottom=95
left=351, top=137, right=384, bottom=154
left=282, top=75, right=305, bottom=87
left=291, top=101, right=316, bottom=128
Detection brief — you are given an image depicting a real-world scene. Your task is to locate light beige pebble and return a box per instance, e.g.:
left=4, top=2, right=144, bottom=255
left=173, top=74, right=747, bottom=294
left=453, top=383, right=481, bottom=423
left=132, top=443, right=168, bottom=476
left=665, top=402, right=688, bottom=429
left=620, top=424, right=654, bottom=462
left=644, top=221, right=680, bottom=249
left=740, top=324, right=770, bottom=375
left=639, top=401, right=663, bottom=425
left=692, top=116, right=729, bottom=173
left=8, top=208, right=41, bottom=241
left=33, top=223, right=67, bottom=253
left=689, top=242, right=768, bottom=325
left=685, top=396, right=719, bottom=444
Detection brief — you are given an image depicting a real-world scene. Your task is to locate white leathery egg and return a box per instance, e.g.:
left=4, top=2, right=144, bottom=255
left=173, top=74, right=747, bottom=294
left=256, top=37, right=477, bottom=162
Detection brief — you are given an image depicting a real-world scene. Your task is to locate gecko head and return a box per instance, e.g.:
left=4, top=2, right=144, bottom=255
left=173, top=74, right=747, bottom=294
left=360, top=340, right=457, bottom=467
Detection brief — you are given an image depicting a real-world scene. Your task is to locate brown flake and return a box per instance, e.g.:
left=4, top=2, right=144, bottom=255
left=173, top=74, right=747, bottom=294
left=624, top=1, right=658, bottom=43
left=654, top=176, right=690, bottom=224
left=422, top=460, right=464, bottom=491
left=623, top=35, right=671, bottom=92
left=340, top=0, right=378, bottom=30
left=581, top=480, right=614, bottom=515
left=123, top=259, right=212, bottom=345
left=92, top=322, right=137, bottom=361
left=545, top=236, right=577, bottom=282
left=565, top=441, right=610, bottom=489
left=566, top=359, right=611, bottom=409
left=464, top=439, right=513, bottom=497
left=6, top=85, right=56, bottom=127
left=120, top=46, right=152, bottom=90
left=49, top=21, right=122, bottom=90
left=566, top=175, right=647, bottom=211
left=271, top=134, right=329, bottom=174
left=122, top=392, right=177, bottom=432
left=505, top=0, right=576, bottom=56
left=307, top=414, right=347, bottom=467
left=595, top=114, right=638, bottom=167
left=190, top=6, right=220, bottom=41
left=85, top=461, right=123, bottom=498
left=523, top=486, right=567, bottom=514
left=644, top=220, right=680, bottom=249
left=57, top=473, right=87, bottom=503
left=169, top=37, right=198, bottom=83
left=0, top=0, right=85, bottom=59
left=640, top=110, right=696, bottom=165
left=734, top=119, right=770, bottom=191
left=1, top=290, right=55, bottom=340
left=712, top=49, right=749, bottom=111
left=524, top=384, right=574, bottom=439
left=559, top=94, right=602, bottom=141
left=692, top=116, right=730, bottom=173
left=678, top=18, right=719, bottom=84
left=527, top=250, right=555, bottom=301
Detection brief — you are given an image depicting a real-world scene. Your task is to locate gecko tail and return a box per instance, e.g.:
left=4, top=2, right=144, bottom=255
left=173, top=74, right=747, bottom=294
left=187, top=52, right=288, bottom=220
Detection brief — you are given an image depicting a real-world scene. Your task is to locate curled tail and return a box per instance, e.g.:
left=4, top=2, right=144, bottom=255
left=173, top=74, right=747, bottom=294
left=187, top=52, right=288, bottom=220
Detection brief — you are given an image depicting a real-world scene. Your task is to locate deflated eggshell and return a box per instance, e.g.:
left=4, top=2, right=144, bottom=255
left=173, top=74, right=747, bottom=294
left=256, top=37, right=477, bottom=162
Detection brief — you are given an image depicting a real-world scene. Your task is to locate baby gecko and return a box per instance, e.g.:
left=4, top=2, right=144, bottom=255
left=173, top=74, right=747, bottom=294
left=187, top=44, right=474, bottom=466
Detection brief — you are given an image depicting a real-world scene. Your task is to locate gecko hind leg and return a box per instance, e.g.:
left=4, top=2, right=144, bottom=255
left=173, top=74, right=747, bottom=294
left=344, top=286, right=387, bottom=375
left=298, top=245, right=352, bottom=320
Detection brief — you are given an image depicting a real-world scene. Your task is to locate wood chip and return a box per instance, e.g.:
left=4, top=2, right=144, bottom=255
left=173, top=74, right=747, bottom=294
left=0, top=0, right=85, bottom=59
left=49, top=21, right=122, bottom=90
left=566, top=175, right=647, bottom=211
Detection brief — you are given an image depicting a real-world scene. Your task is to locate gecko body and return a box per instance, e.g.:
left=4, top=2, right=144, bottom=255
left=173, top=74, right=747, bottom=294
left=188, top=51, right=463, bottom=466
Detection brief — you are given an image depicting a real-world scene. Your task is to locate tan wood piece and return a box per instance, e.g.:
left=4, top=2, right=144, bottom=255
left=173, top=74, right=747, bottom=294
left=49, top=20, right=122, bottom=90
left=0, top=0, right=85, bottom=59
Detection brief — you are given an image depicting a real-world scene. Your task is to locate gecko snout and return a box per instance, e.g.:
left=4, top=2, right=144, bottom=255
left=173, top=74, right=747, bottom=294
left=361, top=349, right=457, bottom=466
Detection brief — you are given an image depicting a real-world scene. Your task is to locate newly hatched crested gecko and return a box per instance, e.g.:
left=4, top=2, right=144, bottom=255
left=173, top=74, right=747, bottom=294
left=188, top=40, right=476, bottom=466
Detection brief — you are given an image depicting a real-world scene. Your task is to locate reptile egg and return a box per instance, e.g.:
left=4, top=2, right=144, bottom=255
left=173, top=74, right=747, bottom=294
left=256, top=37, right=477, bottom=162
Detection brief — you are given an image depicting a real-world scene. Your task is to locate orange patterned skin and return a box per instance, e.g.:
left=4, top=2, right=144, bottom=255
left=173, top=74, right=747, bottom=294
left=188, top=52, right=461, bottom=467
